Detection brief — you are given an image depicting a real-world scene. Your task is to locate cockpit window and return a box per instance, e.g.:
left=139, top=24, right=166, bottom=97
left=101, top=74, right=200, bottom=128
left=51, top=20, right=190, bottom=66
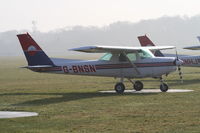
left=138, top=49, right=153, bottom=58
left=122, top=50, right=153, bottom=62
left=126, top=53, right=136, bottom=61
left=99, top=49, right=153, bottom=62
left=99, top=53, right=112, bottom=61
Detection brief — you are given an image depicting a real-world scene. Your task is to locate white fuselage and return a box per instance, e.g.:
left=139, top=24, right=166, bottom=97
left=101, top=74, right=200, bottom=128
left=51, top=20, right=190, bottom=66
left=30, top=57, right=177, bottom=79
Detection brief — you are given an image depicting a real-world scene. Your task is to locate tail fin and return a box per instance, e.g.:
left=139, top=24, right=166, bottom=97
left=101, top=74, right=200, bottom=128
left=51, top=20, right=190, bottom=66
left=17, top=33, right=55, bottom=66
left=138, top=35, right=155, bottom=46
left=137, top=35, right=164, bottom=57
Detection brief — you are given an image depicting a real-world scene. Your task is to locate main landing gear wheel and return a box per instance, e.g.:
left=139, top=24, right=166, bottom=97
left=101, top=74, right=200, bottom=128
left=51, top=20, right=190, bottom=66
left=160, top=83, right=168, bottom=92
left=115, top=82, right=125, bottom=94
left=134, top=81, right=143, bottom=91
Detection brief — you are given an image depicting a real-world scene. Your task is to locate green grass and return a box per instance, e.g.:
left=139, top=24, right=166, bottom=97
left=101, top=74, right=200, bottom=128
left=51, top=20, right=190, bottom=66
left=1, top=57, right=200, bottom=133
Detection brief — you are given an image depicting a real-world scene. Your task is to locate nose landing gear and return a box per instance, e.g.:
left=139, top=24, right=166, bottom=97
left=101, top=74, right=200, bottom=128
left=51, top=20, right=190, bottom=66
left=159, top=77, right=168, bottom=92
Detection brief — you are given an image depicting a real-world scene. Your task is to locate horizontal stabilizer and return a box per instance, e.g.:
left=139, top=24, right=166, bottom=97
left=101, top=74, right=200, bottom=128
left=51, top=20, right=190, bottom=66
left=21, top=65, right=54, bottom=68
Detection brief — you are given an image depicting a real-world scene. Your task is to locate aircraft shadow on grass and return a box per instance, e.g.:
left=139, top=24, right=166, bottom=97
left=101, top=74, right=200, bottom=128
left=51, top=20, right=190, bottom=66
left=0, top=91, right=157, bottom=106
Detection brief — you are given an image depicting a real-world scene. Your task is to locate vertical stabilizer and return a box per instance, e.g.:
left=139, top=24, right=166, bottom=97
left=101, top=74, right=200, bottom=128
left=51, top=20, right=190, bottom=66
left=17, top=33, right=54, bottom=66
left=138, top=35, right=164, bottom=57
left=138, top=35, right=155, bottom=46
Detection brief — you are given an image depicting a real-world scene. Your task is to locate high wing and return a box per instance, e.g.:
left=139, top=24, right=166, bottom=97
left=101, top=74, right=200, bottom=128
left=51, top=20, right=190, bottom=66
left=183, top=45, right=200, bottom=50
left=183, top=36, right=200, bottom=50
left=70, top=45, right=175, bottom=53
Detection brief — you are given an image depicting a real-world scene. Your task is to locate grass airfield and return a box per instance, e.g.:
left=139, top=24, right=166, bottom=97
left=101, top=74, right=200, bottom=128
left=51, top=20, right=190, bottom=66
left=0, top=57, right=200, bottom=133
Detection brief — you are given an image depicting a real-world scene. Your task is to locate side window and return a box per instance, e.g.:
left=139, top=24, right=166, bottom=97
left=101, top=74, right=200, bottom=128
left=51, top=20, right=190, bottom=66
left=138, top=49, right=153, bottom=59
left=99, top=53, right=113, bottom=61
left=118, top=53, right=137, bottom=62
left=138, top=51, right=145, bottom=59
left=126, top=53, right=137, bottom=61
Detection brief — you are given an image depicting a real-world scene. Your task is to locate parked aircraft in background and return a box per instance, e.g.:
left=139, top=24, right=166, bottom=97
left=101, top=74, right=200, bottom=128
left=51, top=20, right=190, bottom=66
left=138, top=35, right=200, bottom=67
left=184, top=36, right=200, bottom=50
left=17, top=33, right=183, bottom=93
left=197, top=36, right=200, bottom=42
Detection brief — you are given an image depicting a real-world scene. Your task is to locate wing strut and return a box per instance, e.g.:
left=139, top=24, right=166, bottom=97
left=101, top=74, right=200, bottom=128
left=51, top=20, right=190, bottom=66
left=122, top=52, right=140, bottom=75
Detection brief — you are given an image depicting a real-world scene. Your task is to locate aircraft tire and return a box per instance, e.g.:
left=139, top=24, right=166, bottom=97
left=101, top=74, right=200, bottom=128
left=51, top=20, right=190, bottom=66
left=160, top=83, right=168, bottom=92
left=134, top=81, right=143, bottom=91
left=115, top=82, right=125, bottom=94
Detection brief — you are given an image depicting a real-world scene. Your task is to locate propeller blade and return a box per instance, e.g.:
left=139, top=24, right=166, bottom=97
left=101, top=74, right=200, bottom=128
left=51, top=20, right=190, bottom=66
left=175, top=48, right=179, bottom=60
left=175, top=48, right=183, bottom=83
left=178, top=66, right=183, bottom=83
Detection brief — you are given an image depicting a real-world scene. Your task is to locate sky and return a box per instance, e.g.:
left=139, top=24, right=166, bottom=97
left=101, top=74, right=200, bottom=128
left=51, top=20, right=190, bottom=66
left=1, top=0, right=200, bottom=32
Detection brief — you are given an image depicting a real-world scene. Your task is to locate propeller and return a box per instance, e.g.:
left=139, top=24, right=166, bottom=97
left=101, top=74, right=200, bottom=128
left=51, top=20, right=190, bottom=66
left=175, top=48, right=183, bottom=83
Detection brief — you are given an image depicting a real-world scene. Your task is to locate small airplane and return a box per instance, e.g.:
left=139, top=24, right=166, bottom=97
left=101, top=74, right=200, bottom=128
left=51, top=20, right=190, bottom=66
left=17, top=33, right=183, bottom=93
left=138, top=35, right=200, bottom=67
left=184, top=36, right=200, bottom=50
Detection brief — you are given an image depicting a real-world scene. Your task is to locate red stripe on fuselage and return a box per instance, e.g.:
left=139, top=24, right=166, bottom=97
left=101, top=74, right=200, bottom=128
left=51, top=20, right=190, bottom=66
left=95, top=62, right=174, bottom=69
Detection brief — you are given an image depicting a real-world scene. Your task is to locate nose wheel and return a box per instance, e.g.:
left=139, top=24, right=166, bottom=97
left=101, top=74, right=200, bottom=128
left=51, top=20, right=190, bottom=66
left=160, top=83, right=168, bottom=92
left=159, top=77, right=168, bottom=92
